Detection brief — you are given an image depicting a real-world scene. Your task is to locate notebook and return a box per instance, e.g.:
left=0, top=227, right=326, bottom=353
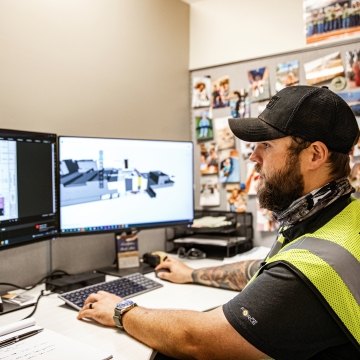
left=0, top=318, right=112, bottom=360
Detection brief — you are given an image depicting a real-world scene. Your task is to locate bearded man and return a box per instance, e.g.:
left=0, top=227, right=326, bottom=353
left=78, top=86, right=360, bottom=360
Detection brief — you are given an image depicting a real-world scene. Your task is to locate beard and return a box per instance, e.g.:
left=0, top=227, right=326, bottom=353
left=255, top=152, right=304, bottom=213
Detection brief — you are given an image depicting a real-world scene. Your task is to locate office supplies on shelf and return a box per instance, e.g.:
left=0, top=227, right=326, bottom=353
left=171, top=210, right=254, bottom=258
left=0, top=317, right=113, bottom=359
left=59, top=272, right=163, bottom=310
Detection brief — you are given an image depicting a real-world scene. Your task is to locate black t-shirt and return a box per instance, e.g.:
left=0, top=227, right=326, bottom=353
left=223, top=195, right=359, bottom=359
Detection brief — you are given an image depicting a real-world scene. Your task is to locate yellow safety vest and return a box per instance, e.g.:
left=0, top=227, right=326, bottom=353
left=251, top=199, right=360, bottom=348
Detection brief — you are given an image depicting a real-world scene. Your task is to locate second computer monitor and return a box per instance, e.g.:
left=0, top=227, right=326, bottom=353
left=58, top=136, right=194, bottom=235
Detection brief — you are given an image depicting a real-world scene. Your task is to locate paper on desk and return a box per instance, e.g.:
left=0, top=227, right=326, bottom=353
left=0, top=319, right=112, bottom=360
left=0, top=318, right=36, bottom=337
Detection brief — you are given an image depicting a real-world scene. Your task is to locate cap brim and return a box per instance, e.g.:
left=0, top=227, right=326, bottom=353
left=228, top=117, right=286, bottom=142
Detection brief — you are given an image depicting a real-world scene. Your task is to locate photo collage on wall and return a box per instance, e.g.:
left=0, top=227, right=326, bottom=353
left=192, top=44, right=360, bottom=232
left=304, top=0, right=360, bottom=45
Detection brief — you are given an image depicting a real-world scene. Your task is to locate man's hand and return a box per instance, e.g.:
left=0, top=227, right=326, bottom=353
left=155, top=256, right=194, bottom=283
left=77, top=291, right=122, bottom=327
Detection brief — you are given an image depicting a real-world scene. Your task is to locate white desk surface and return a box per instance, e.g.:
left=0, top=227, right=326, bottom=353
left=0, top=246, right=269, bottom=360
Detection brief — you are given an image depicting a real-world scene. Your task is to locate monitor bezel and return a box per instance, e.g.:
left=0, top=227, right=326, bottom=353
left=57, top=135, right=194, bottom=237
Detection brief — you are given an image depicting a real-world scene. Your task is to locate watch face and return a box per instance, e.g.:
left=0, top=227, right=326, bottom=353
left=116, top=300, right=135, bottom=309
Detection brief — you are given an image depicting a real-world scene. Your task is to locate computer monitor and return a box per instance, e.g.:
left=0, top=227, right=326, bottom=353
left=0, top=129, right=58, bottom=250
left=58, top=136, right=194, bottom=235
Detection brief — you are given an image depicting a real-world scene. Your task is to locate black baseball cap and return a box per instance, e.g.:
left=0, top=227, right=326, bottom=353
left=228, top=85, right=360, bottom=154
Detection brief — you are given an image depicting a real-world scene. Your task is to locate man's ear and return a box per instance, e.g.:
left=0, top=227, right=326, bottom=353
left=305, top=141, right=329, bottom=170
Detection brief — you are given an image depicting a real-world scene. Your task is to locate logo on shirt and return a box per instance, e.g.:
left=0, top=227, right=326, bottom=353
left=241, top=307, right=258, bottom=325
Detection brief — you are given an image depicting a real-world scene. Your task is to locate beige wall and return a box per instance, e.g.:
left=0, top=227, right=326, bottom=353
left=0, top=0, right=190, bottom=288
left=189, top=0, right=306, bottom=69
left=0, top=0, right=190, bottom=140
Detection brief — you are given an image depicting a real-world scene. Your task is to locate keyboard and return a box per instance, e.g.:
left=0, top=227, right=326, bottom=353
left=58, top=272, right=163, bottom=310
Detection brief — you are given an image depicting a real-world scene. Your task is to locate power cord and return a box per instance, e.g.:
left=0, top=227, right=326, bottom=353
left=22, top=290, right=54, bottom=320
left=0, top=269, right=70, bottom=291
left=0, top=269, right=70, bottom=319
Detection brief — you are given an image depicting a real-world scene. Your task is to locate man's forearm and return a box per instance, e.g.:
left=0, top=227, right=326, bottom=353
left=122, top=306, right=269, bottom=360
left=191, top=259, right=261, bottom=290
left=123, top=306, right=211, bottom=359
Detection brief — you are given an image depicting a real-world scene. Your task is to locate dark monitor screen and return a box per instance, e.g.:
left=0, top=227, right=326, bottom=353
left=0, top=129, right=58, bottom=250
left=58, top=136, right=194, bottom=235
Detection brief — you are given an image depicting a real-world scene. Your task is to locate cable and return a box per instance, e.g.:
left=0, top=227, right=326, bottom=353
left=0, top=269, right=71, bottom=318
left=22, top=290, right=45, bottom=319
left=0, top=269, right=70, bottom=291
left=22, top=290, right=55, bottom=320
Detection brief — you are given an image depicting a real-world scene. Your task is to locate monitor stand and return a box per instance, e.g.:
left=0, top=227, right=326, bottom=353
left=96, top=262, right=154, bottom=277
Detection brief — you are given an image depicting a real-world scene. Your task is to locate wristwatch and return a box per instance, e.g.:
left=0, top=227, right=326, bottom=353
left=113, top=299, right=137, bottom=330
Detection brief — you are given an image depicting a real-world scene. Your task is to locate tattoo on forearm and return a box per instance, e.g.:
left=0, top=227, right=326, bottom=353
left=191, top=260, right=262, bottom=291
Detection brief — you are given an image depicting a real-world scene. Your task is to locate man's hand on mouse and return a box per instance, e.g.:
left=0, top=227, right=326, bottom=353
left=155, top=257, right=194, bottom=284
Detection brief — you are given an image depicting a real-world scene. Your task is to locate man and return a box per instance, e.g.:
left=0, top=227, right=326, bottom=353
left=78, top=86, right=360, bottom=359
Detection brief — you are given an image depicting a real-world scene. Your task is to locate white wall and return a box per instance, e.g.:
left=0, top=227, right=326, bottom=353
left=189, top=0, right=305, bottom=69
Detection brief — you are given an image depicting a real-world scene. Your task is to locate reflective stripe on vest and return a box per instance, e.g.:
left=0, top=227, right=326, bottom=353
left=264, top=199, right=360, bottom=345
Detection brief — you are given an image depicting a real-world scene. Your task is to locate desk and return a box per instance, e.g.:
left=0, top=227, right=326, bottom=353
left=0, top=246, right=269, bottom=360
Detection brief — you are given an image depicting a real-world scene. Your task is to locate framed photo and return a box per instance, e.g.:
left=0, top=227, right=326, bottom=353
left=195, top=110, right=214, bottom=142
left=192, top=76, right=211, bottom=108
left=275, top=60, right=300, bottom=92
left=304, top=51, right=345, bottom=86
left=304, top=0, right=360, bottom=44
left=248, top=67, right=271, bottom=102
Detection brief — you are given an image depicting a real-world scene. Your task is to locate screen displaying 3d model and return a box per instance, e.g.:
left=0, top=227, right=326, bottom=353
left=58, top=136, right=194, bottom=234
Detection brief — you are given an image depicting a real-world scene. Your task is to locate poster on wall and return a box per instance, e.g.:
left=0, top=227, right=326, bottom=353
left=213, top=117, right=236, bottom=150
left=345, top=49, right=360, bottom=88
left=304, top=51, right=345, bottom=86
left=192, top=76, right=211, bottom=108
left=304, top=0, right=360, bottom=45
left=195, top=110, right=213, bottom=142
left=211, top=76, right=230, bottom=108
left=199, top=141, right=219, bottom=175
left=219, top=149, right=240, bottom=183
left=199, top=175, right=220, bottom=207
left=248, top=67, right=271, bottom=102
left=226, top=186, right=248, bottom=213
left=229, top=89, right=250, bottom=118
left=275, top=60, right=300, bottom=92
